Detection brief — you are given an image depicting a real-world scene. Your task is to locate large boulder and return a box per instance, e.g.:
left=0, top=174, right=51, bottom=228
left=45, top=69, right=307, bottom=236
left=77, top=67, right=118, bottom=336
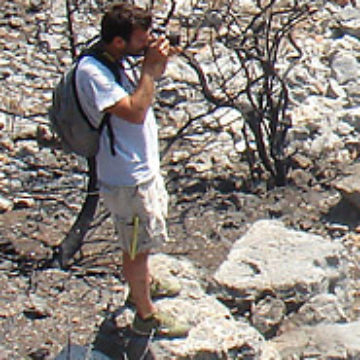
left=211, top=220, right=359, bottom=358
left=269, top=320, right=360, bottom=358
left=99, top=254, right=278, bottom=360
left=212, top=220, right=348, bottom=306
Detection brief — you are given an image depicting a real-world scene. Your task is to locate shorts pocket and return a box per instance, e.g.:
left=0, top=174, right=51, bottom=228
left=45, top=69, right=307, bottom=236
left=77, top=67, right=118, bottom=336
left=113, top=214, right=134, bottom=253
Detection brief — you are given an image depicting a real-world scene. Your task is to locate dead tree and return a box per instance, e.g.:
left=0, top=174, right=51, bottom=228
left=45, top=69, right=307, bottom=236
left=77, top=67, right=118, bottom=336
left=175, top=0, right=322, bottom=187
left=159, top=0, right=355, bottom=185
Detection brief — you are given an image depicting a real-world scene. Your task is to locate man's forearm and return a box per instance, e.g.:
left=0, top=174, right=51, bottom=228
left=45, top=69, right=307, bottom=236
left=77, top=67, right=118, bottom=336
left=129, top=70, right=156, bottom=123
left=105, top=69, right=156, bottom=124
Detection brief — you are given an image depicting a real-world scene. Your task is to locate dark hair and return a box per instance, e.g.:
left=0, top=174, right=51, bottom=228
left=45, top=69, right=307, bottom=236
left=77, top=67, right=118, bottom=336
left=101, top=2, right=152, bottom=44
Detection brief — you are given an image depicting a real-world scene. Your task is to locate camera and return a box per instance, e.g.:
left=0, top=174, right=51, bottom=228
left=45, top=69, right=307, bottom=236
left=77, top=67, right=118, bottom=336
left=167, top=32, right=181, bottom=47
left=152, top=26, right=181, bottom=47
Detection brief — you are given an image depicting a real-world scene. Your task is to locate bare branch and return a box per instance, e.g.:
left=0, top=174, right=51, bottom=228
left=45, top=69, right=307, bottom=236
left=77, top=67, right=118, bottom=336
left=65, top=0, right=77, bottom=59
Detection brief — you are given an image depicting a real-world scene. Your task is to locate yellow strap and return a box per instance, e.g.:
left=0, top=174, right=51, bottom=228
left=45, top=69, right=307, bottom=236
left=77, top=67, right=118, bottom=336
left=130, top=215, right=139, bottom=260
left=101, top=51, right=117, bottom=63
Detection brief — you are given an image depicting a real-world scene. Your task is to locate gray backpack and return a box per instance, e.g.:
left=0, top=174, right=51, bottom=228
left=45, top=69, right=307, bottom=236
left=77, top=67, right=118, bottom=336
left=49, top=46, right=119, bottom=158
left=49, top=45, right=121, bottom=269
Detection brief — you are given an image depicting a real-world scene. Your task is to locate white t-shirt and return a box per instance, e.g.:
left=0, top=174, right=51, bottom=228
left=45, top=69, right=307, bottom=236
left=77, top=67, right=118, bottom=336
left=76, top=56, right=160, bottom=187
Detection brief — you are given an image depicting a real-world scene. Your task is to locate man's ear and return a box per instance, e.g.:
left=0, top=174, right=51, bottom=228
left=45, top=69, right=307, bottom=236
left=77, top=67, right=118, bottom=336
left=113, top=36, right=126, bottom=50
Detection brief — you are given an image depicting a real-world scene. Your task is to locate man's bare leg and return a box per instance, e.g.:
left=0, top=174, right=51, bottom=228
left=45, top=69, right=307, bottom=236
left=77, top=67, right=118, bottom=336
left=122, top=251, right=156, bottom=318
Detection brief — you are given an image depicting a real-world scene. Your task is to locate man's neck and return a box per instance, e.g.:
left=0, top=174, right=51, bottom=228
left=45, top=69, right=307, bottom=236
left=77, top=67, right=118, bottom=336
left=102, top=43, right=123, bottom=62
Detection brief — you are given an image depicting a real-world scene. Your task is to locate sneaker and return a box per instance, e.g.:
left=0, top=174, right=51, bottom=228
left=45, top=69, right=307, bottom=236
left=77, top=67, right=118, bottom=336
left=132, top=310, right=190, bottom=338
left=126, top=277, right=181, bottom=307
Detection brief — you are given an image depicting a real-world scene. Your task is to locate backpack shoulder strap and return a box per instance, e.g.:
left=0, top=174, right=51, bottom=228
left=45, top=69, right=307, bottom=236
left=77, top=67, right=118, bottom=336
left=78, top=41, right=122, bottom=156
left=79, top=40, right=122, bottom=85
left=92, top=51, right=123, bottom=85
left=99, top=113, right=116, bottom=156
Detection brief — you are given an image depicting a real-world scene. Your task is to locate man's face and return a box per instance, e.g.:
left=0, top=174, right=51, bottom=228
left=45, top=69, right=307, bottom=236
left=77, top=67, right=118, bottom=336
left=123, top=27, right=151, bottom=56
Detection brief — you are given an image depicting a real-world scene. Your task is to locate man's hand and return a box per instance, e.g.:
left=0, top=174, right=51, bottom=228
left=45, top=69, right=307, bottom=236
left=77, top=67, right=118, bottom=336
left=143, top=36, right=170, bottom=80
left=169, top=45, right=182, bottom=57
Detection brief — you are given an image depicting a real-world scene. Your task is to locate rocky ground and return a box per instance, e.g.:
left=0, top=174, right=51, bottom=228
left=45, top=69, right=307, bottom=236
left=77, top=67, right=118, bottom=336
left=2, top=0, right=360, bottom=359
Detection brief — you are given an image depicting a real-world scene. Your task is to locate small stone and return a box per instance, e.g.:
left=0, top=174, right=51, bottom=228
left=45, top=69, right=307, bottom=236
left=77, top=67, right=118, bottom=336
left=0, top=137, right=14, bottom=151
left=326, top=223, right=349, bottom=232
left=13, top=196, right=36, bottom=209
left=327, top=78, right=347, bottom=98
left=0, top=154, right=9, bottom=164
left=354, top=226, right=360, bottom=233
left=24, top=294, right=51, bottom=319
left=0, top=260, right=13, bottom=271
left=252, top=296, right=286, bottom=335
left=331, top=53, right=360, bottom=84
left=0, top=301, right=18, bottom=317
left=186, top=161, right=213, bottom=172
left=29, top=0, right=43, bottom=11
left=288, top=168, right=313, bottom=188
left=171, top=150, right=189, bottom=163
left=37, top=168, right=52, bottom=178
left=109, top=285, right=125, bottom=293
left=28, top=348, right=50, bottom=360
left=16, top=141, right=39, bottom=157
left=333, top=173, right=360, bottom=210
left=72, top=316, right=81, bottom=323
left=13, top=125, right=38, bottom=141
left=0, top=195, right=13, bottom=212
left=8, top=17, right=24, bottom=28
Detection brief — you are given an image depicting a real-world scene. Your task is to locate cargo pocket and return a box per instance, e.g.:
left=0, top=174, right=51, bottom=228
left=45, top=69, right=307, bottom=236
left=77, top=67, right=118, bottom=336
left=113, top=214, right=134, bottom=254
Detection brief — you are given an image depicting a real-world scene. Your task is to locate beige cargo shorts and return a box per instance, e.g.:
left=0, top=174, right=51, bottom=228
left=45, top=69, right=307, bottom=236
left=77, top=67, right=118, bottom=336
left=101, top=175, right=169, bottom=256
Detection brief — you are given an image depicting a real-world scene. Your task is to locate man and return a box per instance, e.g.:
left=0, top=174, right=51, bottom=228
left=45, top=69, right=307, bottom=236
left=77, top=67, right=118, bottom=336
left=76, top=3, right=190, bottom=337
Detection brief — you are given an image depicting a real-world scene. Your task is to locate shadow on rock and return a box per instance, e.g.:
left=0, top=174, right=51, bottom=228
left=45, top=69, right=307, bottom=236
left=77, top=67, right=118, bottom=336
left=324, top=196, right=360, bottom=230
left=92, top=307, right=156, bottom=360
left=54, top=307, right=156, bottom=360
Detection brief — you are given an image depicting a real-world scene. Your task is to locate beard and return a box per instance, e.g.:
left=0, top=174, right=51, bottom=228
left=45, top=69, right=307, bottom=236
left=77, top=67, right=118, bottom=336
left=124, top=45, right=147, bottom=57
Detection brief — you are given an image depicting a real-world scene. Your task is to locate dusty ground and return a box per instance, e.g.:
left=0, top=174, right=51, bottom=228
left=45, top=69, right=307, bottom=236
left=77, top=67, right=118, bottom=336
left=1, top=0, right=360, bottom=358
left=2, top=148, right=356, bottom=274
left=2, top=135, right=359, bottom=274
left=1, top=138, right=360, bottom=359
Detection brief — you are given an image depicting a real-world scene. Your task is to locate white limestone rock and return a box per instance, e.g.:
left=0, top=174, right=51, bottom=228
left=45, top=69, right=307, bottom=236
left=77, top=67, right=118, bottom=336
left=269, top=321, right=360, bottom=359
left=0, top=195, right=13, bottom=213
left=332, top=163, right=360, bottom=210
left=212, top=220, right=347, bottom=306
